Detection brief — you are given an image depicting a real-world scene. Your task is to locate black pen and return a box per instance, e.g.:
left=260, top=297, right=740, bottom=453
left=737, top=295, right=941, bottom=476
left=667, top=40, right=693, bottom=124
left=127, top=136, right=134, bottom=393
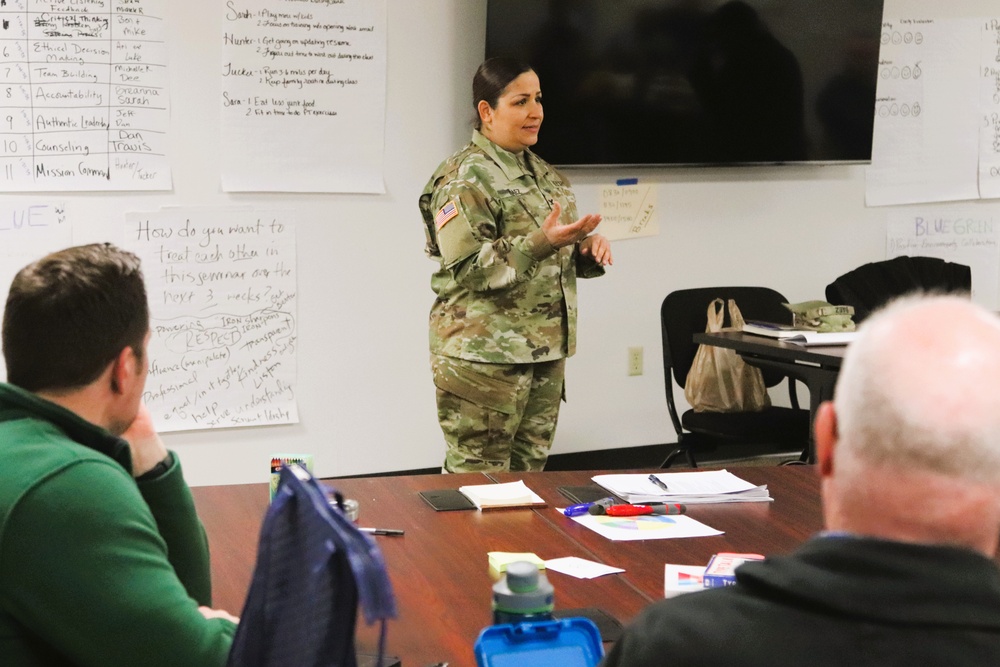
left=359, top=527, right=405, bottom=536
left=648, top=474, right=670, bottom=492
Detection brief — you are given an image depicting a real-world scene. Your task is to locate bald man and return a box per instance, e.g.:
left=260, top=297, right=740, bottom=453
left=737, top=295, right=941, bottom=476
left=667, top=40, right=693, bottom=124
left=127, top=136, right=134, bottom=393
left=601, top=295, right=1000, bottom=667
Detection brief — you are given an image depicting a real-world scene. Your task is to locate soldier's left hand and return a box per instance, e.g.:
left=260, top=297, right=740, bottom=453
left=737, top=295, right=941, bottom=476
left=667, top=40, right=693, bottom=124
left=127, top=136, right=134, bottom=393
left=580, top=234, right=613, bottom=266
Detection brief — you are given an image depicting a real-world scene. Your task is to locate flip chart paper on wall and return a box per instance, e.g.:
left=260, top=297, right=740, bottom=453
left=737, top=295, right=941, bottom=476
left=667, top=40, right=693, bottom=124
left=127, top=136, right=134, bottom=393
left=124, top=208, right=298, bottom=432
left=0, top=201, right=72, bottom=380
left=867, top=18, right=981, bottom=207
left=0, top=0, right=171, bottom=192
left=599, top=182, right=658, bottom=241
left=885, top=206, right=1000, bottom=309
left=979, top=20, right=1000, bottom=198
left=220, top=0, right=387, bottom=193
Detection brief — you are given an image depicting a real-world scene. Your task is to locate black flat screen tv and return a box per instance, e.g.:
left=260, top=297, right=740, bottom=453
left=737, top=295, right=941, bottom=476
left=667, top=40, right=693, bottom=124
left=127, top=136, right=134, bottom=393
left=485, top=0, right=885, bottom=167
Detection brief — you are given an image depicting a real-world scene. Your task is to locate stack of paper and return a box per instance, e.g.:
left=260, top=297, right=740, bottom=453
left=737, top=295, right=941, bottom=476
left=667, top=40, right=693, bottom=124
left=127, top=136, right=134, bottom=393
left=591, top=470, right=772, bottom=505
left=458, top=480, right=546, bottom=510
left=742, top=322, right=858, bottom=346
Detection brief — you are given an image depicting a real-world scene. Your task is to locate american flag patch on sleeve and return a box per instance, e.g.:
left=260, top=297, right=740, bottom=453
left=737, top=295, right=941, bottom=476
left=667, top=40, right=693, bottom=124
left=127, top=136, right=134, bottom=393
left=434, top=200, right=459, bottom=230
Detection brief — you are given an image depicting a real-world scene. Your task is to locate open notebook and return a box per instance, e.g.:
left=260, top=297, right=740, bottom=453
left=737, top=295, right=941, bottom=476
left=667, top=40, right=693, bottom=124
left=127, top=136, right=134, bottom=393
left=458, top=480, right=546, bottom=510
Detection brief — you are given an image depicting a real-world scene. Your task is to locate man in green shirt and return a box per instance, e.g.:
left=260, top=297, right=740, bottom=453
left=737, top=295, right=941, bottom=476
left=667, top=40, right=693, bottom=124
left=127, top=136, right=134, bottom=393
left=0, top=244, right=237, bottom=666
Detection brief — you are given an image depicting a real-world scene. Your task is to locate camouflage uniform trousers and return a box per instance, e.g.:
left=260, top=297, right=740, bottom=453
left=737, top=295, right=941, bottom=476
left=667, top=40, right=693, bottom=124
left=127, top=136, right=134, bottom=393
left=432, top=354, right=566, bottom=473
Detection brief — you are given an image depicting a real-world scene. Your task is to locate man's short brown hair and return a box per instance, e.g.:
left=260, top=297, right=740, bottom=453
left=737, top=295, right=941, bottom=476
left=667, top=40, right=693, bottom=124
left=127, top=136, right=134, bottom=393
left=2, top=243, right=149, bottom=392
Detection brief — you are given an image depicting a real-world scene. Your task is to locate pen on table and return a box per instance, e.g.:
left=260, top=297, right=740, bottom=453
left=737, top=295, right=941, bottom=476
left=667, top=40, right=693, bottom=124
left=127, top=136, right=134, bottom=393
left=359, top=527, right=405, bottom=536
left=648, top=474, right=670, bottom=492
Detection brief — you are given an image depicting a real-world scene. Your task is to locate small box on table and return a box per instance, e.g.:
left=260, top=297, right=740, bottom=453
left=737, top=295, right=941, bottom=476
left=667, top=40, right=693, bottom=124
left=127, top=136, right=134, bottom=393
left=703, top=552, right=764, bottom=588
left=269, top=454, right=314, bottom=502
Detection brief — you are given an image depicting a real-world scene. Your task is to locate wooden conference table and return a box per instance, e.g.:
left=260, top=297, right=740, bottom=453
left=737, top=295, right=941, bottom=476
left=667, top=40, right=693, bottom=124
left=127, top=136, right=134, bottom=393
left=694, top=331, right=849, bottom=462
left=193, top=466, right=824, bottom=667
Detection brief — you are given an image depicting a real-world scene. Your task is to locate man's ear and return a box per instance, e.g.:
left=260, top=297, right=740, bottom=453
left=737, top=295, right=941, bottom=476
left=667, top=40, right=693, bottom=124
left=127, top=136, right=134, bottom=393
left=814, top=401, right=838, bottom=478
left=109, top=346, right=134, bottom=395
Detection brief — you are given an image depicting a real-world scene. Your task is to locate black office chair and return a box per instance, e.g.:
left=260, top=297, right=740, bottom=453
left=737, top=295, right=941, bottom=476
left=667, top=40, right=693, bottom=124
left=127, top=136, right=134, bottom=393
left=825, top=256, right=971, bottom=323
left=660, top=287, right=811, bottom=468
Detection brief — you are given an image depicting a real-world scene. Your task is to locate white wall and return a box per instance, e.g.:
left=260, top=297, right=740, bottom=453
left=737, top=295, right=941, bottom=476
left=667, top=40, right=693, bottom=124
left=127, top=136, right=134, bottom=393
left=6, top=0, right=984, bottom=485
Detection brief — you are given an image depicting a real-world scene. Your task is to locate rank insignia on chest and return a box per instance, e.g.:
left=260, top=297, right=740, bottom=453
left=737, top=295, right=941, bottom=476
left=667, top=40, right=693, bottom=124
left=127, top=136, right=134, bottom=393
left=435, top=200, right=459, bottom=230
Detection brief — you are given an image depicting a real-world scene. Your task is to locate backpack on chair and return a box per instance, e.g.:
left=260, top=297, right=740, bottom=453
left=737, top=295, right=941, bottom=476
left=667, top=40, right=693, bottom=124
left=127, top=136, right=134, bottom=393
left=227, top=465, right=397, bottom=667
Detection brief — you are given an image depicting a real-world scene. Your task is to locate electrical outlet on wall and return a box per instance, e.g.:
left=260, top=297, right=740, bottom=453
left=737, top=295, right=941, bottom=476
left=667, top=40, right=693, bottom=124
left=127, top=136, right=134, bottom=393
left=628, top=346, right=643, bottom=376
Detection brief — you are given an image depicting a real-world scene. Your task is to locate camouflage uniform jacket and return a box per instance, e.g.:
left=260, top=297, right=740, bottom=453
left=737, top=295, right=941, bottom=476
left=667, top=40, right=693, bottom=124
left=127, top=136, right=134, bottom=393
left=420, top=131, right=604, bottom=364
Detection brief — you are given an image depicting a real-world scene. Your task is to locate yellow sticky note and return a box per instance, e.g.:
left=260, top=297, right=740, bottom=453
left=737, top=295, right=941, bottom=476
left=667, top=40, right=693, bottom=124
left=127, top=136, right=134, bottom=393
left=488, top=551, right=546, bottom=581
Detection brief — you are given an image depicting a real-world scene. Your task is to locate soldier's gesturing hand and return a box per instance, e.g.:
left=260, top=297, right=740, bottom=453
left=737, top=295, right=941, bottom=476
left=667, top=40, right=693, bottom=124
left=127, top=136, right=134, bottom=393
left=580, top=233, right=613, bottom=266
left=541, top=201, right=602, bottom=249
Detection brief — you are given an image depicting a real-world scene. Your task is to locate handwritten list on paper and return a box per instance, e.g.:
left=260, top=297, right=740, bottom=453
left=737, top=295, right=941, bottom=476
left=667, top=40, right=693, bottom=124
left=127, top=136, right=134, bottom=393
left=867, top=17, right=981, bottom=206
left=0, top=0, right=170, bottom=191
left=980, top=19, right=1000, bottom=198
left=0, top=201, right=72, bottom=379
left=220, top=0, right=387, bottom=193
left=886, top=206, right=1000, bottom=309
left=124, top=209, right=298, bottom=432
left=599, top=182, right=659, bottom=241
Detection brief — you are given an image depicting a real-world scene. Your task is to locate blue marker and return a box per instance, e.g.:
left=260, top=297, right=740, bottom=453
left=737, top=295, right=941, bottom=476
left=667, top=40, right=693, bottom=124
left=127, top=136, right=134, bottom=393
left=564, top=502, right=593, bottom=517
left=563, top=497, right=614, bottom=517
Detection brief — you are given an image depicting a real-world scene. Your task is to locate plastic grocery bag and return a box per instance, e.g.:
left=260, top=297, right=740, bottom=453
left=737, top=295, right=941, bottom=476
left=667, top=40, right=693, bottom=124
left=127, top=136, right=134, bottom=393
left=684, top=298, right=770, bottom=413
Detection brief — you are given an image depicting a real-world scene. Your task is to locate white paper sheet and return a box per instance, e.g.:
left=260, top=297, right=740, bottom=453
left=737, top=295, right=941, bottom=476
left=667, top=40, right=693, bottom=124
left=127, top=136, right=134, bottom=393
left=566, top=513, right=723, bottom=542
left=886, top=205, right=1000, bottom=308
left=599, top=181, right=659, bottom=241
left=220, top=0, right=387, bottom=193
left=123, top=208, right=299, bottom=432
left=543, top=556, right=624, bottom=580
left=979, top=19, right=1000, bottom=198
left=0, top=0, right=171, bottom=192
left=867, top=18, right=981, bottom=206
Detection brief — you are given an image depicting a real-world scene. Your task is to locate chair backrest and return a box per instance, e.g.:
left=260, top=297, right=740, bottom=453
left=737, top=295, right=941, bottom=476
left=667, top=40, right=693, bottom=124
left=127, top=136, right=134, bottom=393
left=227, top=465, right=396, bottom=667
left=825, top=255, right=971, bottom=323
left=661, top=286, right=793, bottom=392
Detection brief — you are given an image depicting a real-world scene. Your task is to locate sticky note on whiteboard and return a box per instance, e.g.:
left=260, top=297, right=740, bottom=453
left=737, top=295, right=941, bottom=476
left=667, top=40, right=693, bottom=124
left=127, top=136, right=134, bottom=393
left=599, top=181, right=658, bottom=241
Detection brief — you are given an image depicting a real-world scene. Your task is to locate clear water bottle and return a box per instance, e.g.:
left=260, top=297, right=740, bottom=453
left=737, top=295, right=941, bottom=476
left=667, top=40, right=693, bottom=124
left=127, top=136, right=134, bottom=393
left=492, top=560, right=555, bottom=625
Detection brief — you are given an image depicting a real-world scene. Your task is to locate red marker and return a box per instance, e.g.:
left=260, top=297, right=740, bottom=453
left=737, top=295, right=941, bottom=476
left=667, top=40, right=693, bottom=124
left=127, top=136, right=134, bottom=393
left=604, top=503, right=686, bottom=517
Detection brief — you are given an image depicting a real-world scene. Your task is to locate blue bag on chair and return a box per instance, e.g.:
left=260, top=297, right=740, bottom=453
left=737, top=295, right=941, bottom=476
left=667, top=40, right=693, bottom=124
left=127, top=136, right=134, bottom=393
left=227, top=465, right=397, bottom=667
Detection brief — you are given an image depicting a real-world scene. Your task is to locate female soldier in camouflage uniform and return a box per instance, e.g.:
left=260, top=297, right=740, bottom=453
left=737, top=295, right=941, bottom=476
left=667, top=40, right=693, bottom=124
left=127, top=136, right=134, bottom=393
left=419, top=57, right=612, bottom=473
